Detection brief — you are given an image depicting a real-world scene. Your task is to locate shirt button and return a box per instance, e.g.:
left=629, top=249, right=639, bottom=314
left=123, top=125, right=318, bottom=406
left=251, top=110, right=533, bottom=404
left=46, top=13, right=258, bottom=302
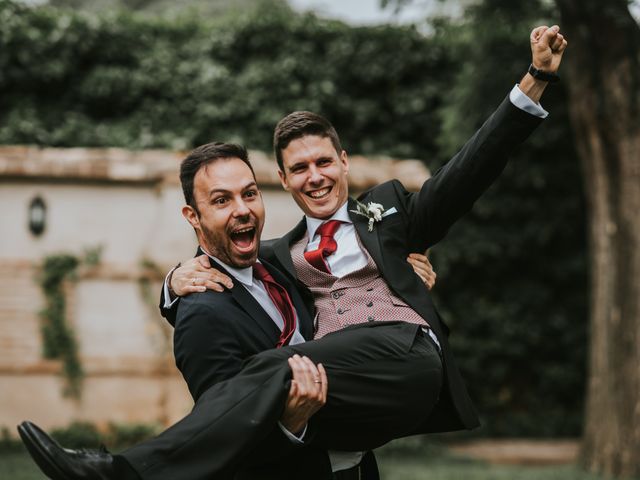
left=367, top=316, right=375, bottom=322
left=337, top=308, right=344, bottom=314
left=366, top=301, right=373, bottom=307
left=332, top=292, right=341, bottom=299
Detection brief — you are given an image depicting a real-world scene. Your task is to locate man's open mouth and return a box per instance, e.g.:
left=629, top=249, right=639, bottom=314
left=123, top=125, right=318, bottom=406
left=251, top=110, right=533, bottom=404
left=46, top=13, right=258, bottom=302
left=230, top=226, right=257, bottom=251
left=306, top=186, right=332, bottom=200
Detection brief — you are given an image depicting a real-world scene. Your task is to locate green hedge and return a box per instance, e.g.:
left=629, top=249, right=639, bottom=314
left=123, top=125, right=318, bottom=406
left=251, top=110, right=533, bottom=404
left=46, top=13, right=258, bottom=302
left=0, top=0, right=450, bottom=159
left=0, top=0, right=587, bottom=437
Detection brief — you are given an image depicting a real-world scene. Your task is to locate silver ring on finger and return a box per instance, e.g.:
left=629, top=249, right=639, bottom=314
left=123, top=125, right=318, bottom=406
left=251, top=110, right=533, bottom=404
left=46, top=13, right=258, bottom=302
left=191, top=277, right=197, bottom=286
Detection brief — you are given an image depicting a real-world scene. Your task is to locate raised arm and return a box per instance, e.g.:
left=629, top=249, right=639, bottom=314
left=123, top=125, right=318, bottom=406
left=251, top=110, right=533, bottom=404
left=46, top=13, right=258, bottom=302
left=403, top=25, right=567, bottom=251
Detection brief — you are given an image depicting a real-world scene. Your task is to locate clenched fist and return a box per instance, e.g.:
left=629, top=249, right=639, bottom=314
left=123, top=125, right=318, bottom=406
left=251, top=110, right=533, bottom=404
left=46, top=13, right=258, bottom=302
left=530, top=25, right=568, bottom=73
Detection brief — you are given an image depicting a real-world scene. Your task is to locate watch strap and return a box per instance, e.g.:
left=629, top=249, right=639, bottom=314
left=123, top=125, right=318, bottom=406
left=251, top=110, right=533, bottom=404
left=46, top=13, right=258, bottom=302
left=528, top=63, right=560, bottom=83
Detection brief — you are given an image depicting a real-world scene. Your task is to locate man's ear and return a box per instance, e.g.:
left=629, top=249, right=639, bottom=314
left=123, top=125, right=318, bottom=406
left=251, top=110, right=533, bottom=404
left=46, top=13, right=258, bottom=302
left=340, top=150, right=349, bottom=176
left=278, top=169, right=290, bottom=191
left=182, top=205, right=200, bottom=230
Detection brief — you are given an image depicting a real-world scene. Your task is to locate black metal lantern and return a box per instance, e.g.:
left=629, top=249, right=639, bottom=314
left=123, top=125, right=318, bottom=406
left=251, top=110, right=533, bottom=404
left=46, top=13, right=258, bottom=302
left=28, top=196, right=46, bottom=236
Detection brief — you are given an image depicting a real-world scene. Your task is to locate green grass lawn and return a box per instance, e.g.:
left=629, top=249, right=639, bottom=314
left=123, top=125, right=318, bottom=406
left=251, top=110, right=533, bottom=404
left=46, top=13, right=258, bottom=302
left=377, top=452, right=604, bottom=480
left=2, top=446, right=609, bottom=480
left=1, top=450, right=45, bottom=480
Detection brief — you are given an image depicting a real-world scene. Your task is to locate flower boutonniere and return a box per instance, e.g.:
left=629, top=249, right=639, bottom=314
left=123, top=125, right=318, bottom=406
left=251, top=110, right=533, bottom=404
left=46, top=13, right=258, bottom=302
left=350, top=200, right=397, bottom=232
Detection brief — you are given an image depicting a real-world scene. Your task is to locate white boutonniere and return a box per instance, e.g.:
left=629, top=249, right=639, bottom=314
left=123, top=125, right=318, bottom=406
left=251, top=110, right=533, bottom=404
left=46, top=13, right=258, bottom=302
left=350, top=201, right=397, bottom=232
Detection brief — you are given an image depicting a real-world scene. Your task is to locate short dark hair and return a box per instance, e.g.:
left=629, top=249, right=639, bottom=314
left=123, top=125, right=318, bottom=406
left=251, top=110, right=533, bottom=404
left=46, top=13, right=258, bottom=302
left=273, top=111, right=343, bottom=171
left=180, top=142, right=253, bottom=213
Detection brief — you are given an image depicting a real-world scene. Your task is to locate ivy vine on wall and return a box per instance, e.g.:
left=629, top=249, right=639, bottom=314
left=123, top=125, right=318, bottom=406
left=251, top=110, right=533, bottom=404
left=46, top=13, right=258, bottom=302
left=38, top=247, right=102, bottom=398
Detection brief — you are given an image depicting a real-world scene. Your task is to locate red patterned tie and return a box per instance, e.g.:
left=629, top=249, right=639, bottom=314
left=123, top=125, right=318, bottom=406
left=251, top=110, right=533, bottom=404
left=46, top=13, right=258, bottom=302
left=253, top=263, right=297, bottom=348
left=304, top=220, right=342, bottom=274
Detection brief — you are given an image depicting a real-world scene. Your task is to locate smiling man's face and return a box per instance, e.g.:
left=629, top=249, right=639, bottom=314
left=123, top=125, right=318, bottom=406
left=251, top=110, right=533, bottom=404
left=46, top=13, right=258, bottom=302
left=183, top=157, right=265, bottom=268
left=278, top=135, right=349, bottom=220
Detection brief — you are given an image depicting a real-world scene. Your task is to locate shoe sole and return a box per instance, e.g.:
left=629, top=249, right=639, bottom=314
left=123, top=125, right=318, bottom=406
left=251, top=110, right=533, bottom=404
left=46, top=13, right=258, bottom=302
left=17, top=422, right=72, bottom=480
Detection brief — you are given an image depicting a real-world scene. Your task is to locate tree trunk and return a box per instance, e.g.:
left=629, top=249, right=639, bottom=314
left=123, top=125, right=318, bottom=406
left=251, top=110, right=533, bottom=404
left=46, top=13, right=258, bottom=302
left=556, top=0, right=640, bottom=476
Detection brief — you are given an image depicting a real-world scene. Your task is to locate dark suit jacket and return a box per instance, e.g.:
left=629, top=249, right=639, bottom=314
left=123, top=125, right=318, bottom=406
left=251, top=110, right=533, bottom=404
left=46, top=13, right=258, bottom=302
left=171, top=254, right=332, bottom=479
left=259, top=95, right=544, bottom=433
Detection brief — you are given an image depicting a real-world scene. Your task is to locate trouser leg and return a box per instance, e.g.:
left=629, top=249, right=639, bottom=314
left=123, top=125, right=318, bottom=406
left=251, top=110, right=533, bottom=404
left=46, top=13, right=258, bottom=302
left=123, top=322, right=441, bottom=480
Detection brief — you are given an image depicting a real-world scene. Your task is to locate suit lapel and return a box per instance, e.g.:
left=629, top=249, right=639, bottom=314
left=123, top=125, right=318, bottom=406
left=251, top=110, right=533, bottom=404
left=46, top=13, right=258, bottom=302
left=207, top=258, right=281, bottom=344
left=229, top=283, right=282, bottom=342
left=272, top=217, right=307, bottom=281
left=348, top=197, right=385, bottom=270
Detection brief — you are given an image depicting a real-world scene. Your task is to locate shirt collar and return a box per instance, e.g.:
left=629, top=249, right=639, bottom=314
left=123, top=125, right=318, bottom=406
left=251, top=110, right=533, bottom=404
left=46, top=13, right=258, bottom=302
left=305, top=201, right=352, bottom=241
left=199, top=246, right=254, bottom=288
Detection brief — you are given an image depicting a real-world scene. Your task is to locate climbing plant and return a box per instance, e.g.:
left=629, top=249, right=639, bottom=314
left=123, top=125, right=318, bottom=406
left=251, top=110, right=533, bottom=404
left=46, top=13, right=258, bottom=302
left=38, top=247, right=102, bottom=398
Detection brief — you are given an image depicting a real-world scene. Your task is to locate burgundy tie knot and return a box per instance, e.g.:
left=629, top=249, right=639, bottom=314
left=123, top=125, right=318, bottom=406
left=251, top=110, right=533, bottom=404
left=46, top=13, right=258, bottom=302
left=252, top=262, right=274, bottom=283
left=304, top=220, right=342, bottom=274
left=253, top=263, right=297, bottom=348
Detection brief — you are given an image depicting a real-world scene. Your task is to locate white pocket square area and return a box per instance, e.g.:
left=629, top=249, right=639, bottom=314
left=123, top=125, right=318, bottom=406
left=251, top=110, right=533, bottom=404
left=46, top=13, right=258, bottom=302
left=381, top=207, right=398, bottom=218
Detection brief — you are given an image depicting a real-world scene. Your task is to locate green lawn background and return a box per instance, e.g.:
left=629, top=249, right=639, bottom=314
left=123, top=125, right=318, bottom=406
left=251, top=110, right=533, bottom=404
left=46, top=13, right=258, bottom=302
left=1, top=446, right=609, bottom=480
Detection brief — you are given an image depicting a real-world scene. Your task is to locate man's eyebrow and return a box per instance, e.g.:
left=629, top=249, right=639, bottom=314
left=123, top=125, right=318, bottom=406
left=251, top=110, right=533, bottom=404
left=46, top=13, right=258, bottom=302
left=288, top=157, right=332, bottom=170
left=208, top=187, right=230, bottom=197
left=208, top=181, right=258, bottom=197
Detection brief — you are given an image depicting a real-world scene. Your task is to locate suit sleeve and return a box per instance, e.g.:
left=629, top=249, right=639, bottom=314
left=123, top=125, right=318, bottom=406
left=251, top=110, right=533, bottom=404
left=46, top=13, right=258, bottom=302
left=159, top=282, right=179, bottom=327
left=174, top=294, right=313, bottom=463
left=173, top=295, right=245, bottom=401
left=399, top=95, right=544, bottom=251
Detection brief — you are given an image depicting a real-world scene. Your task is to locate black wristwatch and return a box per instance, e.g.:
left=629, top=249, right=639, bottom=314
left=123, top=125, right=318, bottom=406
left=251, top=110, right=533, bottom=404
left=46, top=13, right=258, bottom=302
left=528, top=63, right=560, bottom=83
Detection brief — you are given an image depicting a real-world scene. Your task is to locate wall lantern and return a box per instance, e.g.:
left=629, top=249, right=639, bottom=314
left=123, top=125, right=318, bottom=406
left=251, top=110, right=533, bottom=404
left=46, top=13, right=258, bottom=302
left=28, top=196, right=46, bottom=237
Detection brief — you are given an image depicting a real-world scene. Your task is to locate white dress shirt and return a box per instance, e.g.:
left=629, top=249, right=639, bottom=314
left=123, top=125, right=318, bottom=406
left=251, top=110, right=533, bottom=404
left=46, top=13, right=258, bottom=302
left=305, top=204, right=368, bottom=277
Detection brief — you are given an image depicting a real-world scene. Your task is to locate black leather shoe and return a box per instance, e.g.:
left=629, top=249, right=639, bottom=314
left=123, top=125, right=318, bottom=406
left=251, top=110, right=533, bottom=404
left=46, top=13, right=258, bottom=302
left=17, top=421, right=117, bottom=480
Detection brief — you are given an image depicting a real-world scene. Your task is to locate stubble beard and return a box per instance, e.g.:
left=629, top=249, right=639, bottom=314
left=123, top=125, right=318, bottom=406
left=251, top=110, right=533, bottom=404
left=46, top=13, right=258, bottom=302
left=199, top=222, right=257, bottom=269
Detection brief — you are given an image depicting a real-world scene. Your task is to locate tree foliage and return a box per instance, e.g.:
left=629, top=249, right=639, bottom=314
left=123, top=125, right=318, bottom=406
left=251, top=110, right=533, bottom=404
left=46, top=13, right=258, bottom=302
left=0, top=0, right=452, bottom=158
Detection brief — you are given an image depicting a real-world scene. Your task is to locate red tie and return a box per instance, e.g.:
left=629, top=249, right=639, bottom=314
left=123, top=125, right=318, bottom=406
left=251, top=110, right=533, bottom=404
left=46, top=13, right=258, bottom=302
left=304, top=220, right=342, bottom=274
left=253, top=263, right=297, bottom=348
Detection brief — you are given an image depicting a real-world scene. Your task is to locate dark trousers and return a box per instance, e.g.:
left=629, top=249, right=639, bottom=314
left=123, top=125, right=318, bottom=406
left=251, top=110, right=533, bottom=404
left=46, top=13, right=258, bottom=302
left=122, top=321, right=442, bottom=480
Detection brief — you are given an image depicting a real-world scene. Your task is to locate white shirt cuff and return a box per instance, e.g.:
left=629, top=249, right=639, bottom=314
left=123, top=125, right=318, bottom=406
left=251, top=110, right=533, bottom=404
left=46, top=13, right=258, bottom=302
left=277, top=422, right=307, bottom=444
left=162, top=268, right=180, bottom=309
left=510, top=84, right=548, bottom=118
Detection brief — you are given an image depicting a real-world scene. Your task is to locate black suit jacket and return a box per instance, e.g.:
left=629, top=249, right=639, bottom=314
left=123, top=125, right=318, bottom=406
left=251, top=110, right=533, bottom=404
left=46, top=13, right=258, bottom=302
left=171, top=253, right=332, bottom=479
left=260, top=95, right=544, bottom=433
left=174, top=254, right=314, bottom=400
